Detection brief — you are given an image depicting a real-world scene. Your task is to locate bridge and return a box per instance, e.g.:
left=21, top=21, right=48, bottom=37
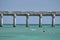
left=0, top=11, right=60, bottom=27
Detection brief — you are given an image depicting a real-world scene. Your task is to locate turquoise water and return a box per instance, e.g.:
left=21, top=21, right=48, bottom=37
left=0, top=24, right=60, bottom=40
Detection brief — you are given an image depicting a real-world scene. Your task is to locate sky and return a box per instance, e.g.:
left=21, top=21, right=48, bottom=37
left=0, top=0, right=60, bottom=24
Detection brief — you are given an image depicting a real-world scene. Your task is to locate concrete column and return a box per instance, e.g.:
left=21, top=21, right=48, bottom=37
left=0, top=14, right=3, bottom=27
left=52, top=14, right=55, bottom=27
left=39, top=14, right=42, bottom=27
left=13, top=14, right=16, bottom=27
left=26, top=14, right=29, bottom=27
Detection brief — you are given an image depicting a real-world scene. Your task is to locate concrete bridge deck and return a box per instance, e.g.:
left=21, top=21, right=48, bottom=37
left=0, top=11, right=60, bottom=16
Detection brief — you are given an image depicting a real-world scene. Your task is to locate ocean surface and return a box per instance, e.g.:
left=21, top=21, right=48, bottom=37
left=0, top=24, right=60, bottom=40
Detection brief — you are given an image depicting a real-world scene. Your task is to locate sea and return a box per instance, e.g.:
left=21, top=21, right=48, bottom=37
left=0, top=24, right=60, bottom=40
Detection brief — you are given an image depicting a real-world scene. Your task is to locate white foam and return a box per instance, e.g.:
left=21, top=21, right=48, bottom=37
left=30, top=29, right=36, bottom=31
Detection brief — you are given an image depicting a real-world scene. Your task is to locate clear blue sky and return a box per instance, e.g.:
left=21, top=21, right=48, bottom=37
left=0, top=0, right=60, bottom=24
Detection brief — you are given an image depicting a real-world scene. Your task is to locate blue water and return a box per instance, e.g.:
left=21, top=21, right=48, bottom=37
left=0, top=24, right=60, bottom=40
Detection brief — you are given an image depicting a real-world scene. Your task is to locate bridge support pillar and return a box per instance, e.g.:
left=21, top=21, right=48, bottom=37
left=26, top=14, right=29, bottom=27
left=13, top=14, right=16, bottom=27
left=52, top=14, right=55, bottom=27
left=39, top=14, right=42, bottom=27
left=0, top=14, right=3, bottom=27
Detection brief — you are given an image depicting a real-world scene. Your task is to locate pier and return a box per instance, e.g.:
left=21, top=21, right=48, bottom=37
left=0, top=11, right=60, bottom=27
